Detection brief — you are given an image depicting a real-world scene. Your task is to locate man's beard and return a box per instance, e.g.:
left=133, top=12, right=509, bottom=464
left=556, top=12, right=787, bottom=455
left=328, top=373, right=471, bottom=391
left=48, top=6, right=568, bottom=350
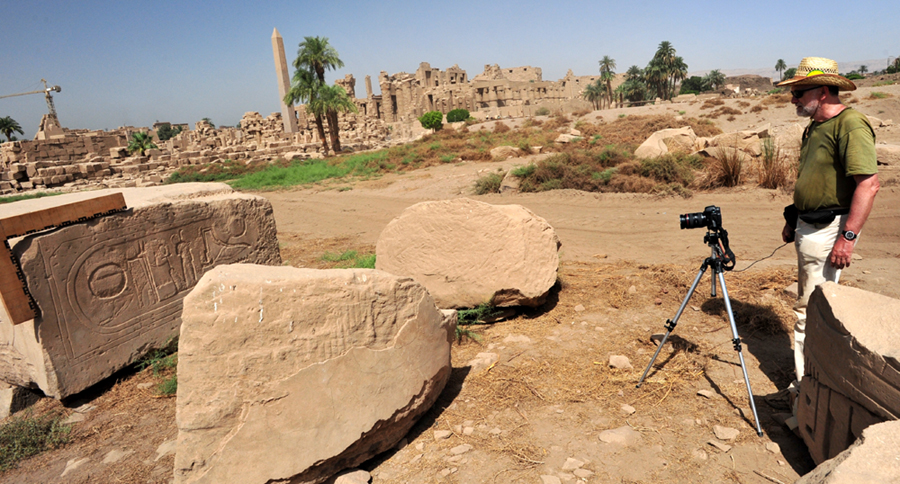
left=796, top=99, right=819, bottom=117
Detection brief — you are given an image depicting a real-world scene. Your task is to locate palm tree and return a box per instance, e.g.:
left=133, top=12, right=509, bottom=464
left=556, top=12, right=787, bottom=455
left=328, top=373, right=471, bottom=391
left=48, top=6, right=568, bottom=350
left=285, top=69, right=329, bottom=152
left=704, top=69, right=726, bottom=91
left=859, top=65, right=868, bottom=76
left=625, top=65, right=643, bottom=82
left=127, top=132, right=158, bottom=156
left=201, top=117, right=215, bottom=128
left=670, top=56, right=688, bottom=98
left=599, top=56, right=617, bottom=108
left=0, top=116, right=24, bottom=142
left=314, top=85, right=358, bottom=152
left=775, top=59, right=787, bottom=81
left=582, top=81, right=604, bottom=110
left=294, top=36, right=344, bottom=85
left=290, top=36, right=346, bottom=153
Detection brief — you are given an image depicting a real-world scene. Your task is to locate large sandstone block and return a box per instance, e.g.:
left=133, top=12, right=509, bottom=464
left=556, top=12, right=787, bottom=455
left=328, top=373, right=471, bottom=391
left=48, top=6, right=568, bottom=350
left=0, top=183, right=280, bottom=398
left=633, top=126, right=697, bottom=159
left=795, top=420, right=900, bottom=484
left=175, top=265, right=454, bottom=484
left=798, top=282, right=900, bottom=463
left=375, top=198, right=561, bottom=308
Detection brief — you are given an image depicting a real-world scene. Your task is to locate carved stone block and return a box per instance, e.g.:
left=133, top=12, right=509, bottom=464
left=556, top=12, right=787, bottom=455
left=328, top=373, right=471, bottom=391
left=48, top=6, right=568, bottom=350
left=0, top=184, right=281, bottom=398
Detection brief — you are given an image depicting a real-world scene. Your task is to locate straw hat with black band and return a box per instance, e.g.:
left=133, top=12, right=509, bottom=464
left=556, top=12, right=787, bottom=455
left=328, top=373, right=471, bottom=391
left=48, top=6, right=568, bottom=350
left=776, top=57, right=857, bottom=91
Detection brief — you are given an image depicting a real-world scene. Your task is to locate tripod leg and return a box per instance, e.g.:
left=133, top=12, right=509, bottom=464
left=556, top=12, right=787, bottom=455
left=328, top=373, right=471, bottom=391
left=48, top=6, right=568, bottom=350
left=636, top=263, right=708, bottom=388
left=717, top=271, right=764, bottom=436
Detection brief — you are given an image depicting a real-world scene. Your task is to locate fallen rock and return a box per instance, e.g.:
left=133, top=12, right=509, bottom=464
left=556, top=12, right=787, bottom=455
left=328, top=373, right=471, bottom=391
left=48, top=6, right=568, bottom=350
left=621, top=404, right=636, bottom=415
left=696, top=390, right=715, bottom=399
left=328, top=469, right=371, bottom=484
left=434, top=430, right=452, bottom=440
left=490, top=146, right=522, bottom=160
left=375, top=198, right=561, bottom=308
left=713, top=425, right=739, bottom=441
left=2, top=184, right=281, bottom=399
left=500, top=169, right=520, bottom=193
left=0, top=383, right=40, bottom=418
left=174, top=265, right=454, bottom=484
left=598, top=426, right=642, bottom=446
left=540, top=475, right=562, bottom=484
left=562, top=457, right=584, bottom=470
left=468, top=352, right=499, bottom=372
left=796, top=420, right=900, bottom=484
left=707, top=440, right=732, bottom=453
left=634, top=126, right=697, bottom=159
left=876, top=143, right=900, bottom=165
left=450, top=444, right=473, bottom=455
left=555, top=134, right=581, bottom=144
left=798, top=282, right=900, bottom=464
left=609, top=355, right=633, bottom=370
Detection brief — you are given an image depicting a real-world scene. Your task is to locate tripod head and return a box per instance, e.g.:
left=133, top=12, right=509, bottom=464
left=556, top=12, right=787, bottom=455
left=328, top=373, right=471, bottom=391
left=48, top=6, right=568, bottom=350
left=703, top=226, right=736, bottom=271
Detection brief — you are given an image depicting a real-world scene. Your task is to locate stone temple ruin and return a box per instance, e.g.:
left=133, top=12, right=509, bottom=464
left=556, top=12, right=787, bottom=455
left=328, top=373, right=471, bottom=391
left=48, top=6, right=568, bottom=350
left=0, top=30, right=613, bottom=197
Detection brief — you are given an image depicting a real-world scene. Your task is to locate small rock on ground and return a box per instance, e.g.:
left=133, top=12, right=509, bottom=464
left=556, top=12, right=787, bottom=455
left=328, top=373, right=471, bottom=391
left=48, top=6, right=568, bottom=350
left=609, top=355, right=633, bottom=369
left=598, top=426, right=642, bottom=446
left=331, top=469, right=371, bottom=484
left=620, top=404, right=636, bottom=415
left=434, top=430, right=452, bottom=440
left=713, top=425, right=740, bottom=441
left=562, top=457, right=584, bottom=470
left=450, top=444, right=472, bottom=455
left=540, top=475, right=562, bottom=484
left=707, top=440, right=732, bottom=453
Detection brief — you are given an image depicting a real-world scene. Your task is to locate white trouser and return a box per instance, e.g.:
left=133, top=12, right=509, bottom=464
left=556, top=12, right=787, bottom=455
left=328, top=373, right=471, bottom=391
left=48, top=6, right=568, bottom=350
left=792, top=215, right=848, bottom=382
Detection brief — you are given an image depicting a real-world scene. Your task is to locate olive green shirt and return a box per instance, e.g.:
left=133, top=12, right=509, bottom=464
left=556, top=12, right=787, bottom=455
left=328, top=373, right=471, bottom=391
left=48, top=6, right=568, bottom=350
left=794, top=108, right=877, bottom=212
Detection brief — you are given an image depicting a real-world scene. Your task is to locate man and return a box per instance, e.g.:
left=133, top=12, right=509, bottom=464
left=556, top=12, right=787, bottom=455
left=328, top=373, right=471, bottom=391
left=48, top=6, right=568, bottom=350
left=766, top=57, right=880, bottom=411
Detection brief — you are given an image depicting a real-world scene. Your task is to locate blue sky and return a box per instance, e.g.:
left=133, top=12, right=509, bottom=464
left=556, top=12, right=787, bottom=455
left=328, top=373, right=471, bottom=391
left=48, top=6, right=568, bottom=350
left=2, top=0, right=898, bottom=139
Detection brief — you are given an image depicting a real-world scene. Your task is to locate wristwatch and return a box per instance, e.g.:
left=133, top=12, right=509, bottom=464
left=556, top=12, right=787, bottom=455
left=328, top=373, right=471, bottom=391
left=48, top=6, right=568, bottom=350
left=842, top=230, right=858, bottom=241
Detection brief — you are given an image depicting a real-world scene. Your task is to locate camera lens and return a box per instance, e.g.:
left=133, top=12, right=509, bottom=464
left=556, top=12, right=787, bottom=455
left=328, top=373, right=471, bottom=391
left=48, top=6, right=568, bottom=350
left=680, top=212, right=707, bottom=229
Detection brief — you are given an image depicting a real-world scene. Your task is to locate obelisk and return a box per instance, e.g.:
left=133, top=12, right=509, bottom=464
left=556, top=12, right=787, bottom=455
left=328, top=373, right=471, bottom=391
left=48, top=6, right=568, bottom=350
left=272, top=28, right=298, bottom=133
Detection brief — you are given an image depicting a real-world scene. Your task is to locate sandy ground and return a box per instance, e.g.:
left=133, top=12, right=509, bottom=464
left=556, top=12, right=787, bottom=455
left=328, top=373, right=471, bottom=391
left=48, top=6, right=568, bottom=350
left=3, top=88, right=900, bottom=483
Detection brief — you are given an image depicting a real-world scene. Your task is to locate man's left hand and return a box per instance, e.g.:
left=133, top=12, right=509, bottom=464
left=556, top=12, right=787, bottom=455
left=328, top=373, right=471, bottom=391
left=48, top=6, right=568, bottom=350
left=829, top=236, right=855, bottom=269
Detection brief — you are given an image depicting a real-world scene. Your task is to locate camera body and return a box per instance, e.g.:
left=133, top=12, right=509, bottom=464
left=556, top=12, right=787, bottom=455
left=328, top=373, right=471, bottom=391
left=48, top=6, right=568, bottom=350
left=680, top=205, right=722, bottom=231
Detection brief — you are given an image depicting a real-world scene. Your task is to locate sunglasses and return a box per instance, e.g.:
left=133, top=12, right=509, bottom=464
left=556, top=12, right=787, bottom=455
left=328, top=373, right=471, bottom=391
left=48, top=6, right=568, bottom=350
left=791, top=86, right=822, bottom=99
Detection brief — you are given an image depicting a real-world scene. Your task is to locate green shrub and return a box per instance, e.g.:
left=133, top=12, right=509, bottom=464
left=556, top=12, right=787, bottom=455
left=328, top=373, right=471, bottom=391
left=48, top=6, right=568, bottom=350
left=474, top=173, right=503, bottom=194
left=419, top=111, right=443, bottom=131
left=534, top=107, right=550, bottom=116
left=446, top=109, right=470, bottom=123
left=0, top=413, right=71, bottom=471
left=322, top=250, right=376, bottom=268
left=512, top=164, right=536, bottom=177
left=846, top=73, right=864, bottom=80
left=156, top=123, right=183, bottom=141
left=639, top=153, right=702, bottom=185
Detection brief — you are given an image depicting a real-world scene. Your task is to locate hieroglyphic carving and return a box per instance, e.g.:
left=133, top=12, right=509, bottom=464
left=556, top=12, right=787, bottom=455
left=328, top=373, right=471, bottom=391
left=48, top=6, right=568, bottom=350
left=12, top=195, right=281, bottom=398
left=0, top=193, right=127, bottom=325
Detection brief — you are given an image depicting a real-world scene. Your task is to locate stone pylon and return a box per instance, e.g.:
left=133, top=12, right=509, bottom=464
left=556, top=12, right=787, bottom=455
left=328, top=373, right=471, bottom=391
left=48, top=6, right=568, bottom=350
left=272, top=28, right=298, bottom=133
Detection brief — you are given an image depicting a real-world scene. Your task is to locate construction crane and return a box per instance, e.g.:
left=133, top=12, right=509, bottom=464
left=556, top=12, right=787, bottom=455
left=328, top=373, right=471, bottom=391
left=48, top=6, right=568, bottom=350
left=0, top=79, right=62, bottom=124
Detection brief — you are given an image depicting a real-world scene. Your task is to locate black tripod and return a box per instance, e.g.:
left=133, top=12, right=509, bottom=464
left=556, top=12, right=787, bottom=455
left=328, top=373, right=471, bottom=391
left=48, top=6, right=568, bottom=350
left=636, top=229, right=764, bottom=436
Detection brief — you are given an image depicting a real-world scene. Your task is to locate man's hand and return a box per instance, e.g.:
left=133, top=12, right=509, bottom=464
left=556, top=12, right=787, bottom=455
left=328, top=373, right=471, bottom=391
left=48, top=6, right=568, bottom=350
left=782, top=223, right=795, bottom=243
left=829, top=236, right=854, bottom=269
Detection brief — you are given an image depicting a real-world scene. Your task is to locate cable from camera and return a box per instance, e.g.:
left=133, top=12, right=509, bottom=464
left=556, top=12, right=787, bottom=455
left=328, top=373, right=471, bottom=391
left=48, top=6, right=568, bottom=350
left=732, top=242, right=791, bottom=273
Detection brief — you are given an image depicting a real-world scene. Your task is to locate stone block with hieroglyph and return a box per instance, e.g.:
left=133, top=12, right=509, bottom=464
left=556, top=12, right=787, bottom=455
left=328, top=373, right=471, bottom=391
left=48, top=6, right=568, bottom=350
left=175, top=265, right=454, bottom=484
left=0, top=183, right=281, bottom=398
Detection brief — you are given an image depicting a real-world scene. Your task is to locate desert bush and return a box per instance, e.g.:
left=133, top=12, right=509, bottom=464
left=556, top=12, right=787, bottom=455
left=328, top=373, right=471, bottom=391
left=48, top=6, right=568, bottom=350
left=534, top=107, right=551, bottom=116
left=474, top=172, right=503, bottom=195
left=701, top=98, right=725, bottom=109
left=695, top=150, right=743, bottom=188
left=758, top=138, right=795, bottom=190
left=543, top=114, right=570, bottom=131
left=640, top=153, right=703, bottom=185
left=750, top=104, right=767, bottom=113
left=572, top=109, right=591, bottom=117
left=0, top=413, right=71, bottom=471
left=737, top=101, right=750, bottom=108
left=762, top=93, right=791, bottom=105
left=419, top=111, right=443, bottom=131
left=137, top=337, right=178, bottom=396
left=446, top=109, right=470, bottom=123
left=706, top=106, right=742, bottom=119
left=493, top=122, right=511, bottom=134
left=868, top=91, right=892, bottom=100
